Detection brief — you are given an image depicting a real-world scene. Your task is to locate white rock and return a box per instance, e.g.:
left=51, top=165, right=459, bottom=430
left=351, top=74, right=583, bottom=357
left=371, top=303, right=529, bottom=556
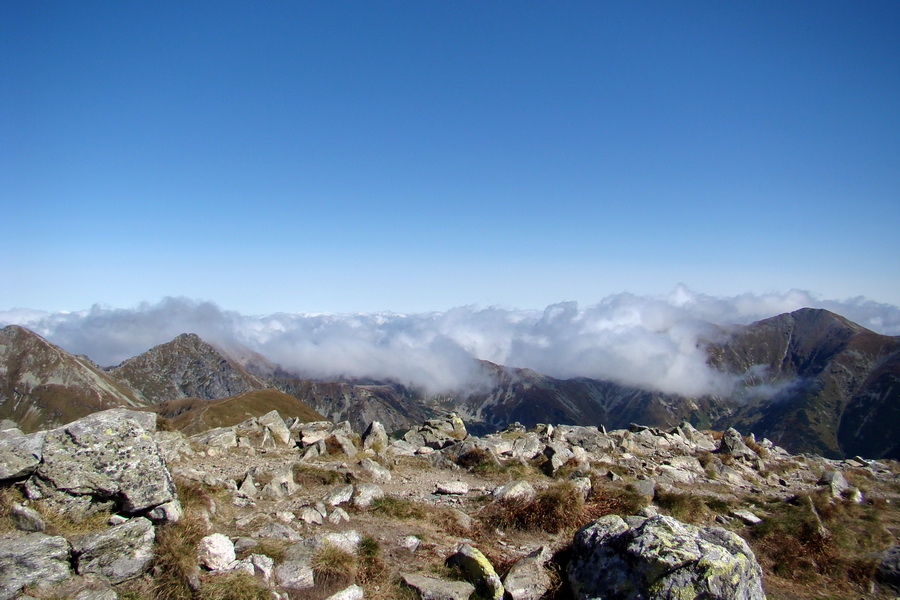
left=197, top=533, right=236, bottom=571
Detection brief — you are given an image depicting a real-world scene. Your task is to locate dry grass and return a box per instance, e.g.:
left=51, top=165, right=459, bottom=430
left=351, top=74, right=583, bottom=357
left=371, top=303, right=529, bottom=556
left=149, top=479, right=213, bottom=600
left=481, top=481, right=587, bottom=534
left=0, top=486, right=24, bottom=532
left=653, top=490, right=712, bottom=524
left=747, top=490, right=894, bottom=597
left=293, top=463, right=345, bottom=486
left=197, top=571, right=270, bottom=600
left=311, top=542, right=358, bottom=588
left=370, top=496, right=431, bottom=520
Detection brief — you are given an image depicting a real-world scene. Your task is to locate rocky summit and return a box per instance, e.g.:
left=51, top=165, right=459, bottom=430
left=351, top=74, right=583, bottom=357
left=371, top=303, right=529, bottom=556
left=1, top=407, right=898, bottom=600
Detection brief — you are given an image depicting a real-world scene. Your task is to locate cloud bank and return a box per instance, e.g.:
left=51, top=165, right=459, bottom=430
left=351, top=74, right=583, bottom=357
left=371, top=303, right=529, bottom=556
left=3, top=286, right=899, bottom=397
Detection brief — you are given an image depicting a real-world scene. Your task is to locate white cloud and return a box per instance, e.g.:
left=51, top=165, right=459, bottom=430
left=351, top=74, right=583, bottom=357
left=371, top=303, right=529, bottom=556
left=2, top=286, right=898, bottom=396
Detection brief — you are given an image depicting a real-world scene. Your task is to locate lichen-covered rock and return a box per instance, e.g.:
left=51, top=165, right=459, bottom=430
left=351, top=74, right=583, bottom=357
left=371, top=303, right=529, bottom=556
left=23, top=410, right=177, bottom=519
left=0, top=428, right=44, bottom=481
left=70, top=516, right=156, bottom=583
left=446, top=543, right=504, bottom=600
left=568, top=515, right=765, bottom=600
left=0, top=532, right=72, bottom=600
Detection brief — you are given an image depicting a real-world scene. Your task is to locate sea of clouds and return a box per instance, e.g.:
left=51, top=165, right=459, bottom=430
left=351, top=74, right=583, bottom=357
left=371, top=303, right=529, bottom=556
left=2, top=286, right=899, bottom=397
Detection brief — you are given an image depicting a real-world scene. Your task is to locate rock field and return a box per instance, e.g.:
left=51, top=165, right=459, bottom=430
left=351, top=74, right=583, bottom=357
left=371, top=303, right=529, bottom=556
left=1, top=409, right=899, bottom=600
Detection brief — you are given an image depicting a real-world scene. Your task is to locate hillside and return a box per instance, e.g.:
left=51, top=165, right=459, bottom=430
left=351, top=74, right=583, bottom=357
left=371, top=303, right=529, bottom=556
left=0, top=325, right=141, bottom=432
left=708, top=308, right=900, bottom=458
left=109, top=332, right=266, bottom=404
left=149, top=388, right=326, bottom=435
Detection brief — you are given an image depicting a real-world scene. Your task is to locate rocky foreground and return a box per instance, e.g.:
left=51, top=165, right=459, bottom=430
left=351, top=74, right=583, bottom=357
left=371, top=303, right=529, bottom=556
left=1, top=410, right=899, bottom=600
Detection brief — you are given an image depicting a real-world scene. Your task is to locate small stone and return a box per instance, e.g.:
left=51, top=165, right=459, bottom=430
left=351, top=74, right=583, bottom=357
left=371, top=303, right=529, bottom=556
left=435, top=481, right=469, bottom=495
left=730, top=509, right=762, bottom=525
left=11, top=503, right=45, bottom=532
left=197, top=533, right=236, bottom=571
left=323, top=484, right=355, bottom=506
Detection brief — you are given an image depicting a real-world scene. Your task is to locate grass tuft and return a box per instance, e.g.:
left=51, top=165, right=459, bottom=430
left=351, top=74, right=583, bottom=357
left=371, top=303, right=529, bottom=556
left=312, top=541, right=358, bottom=588
left=197, top=571, right=270, bottom=600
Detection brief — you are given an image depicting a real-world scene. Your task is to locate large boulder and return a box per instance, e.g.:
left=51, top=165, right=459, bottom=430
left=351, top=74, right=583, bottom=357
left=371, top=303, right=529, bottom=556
left=717, top=428, right=757, bottom=461
left=0, top=532, right=72, bottom=600
left=22, top=410, right=178, bottom=519
left=568, top=515, right=765, bottom=600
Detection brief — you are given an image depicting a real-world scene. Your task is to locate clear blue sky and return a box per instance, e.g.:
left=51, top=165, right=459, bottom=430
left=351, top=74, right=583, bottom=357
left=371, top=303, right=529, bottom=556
left=3, top=1, right=899, bottom=314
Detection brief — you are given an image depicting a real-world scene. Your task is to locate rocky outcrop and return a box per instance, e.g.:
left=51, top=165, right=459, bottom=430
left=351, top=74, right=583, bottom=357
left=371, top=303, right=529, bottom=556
left=568, top=515, right=765, bottom=600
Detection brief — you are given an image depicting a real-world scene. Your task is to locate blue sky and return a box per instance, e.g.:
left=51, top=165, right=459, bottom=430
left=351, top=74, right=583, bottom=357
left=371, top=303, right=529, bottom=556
left=2, top=1, right=899, bottom=315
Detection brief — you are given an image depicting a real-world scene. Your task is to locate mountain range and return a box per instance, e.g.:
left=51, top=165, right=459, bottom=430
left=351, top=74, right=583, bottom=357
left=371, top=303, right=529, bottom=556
left=1, top=307, right=897, bottom=459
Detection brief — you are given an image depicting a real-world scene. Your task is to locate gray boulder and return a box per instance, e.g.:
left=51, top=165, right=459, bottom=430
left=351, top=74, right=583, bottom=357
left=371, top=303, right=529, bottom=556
left=0, top=532, right=72, bottom=600
left=0, top=428, right=44, bottom=480
left=70, top=517, right=156, bottom=583
left=258, top=410, right=292, bottom=446
left=718, top=428, right=757, bottom=460
left=568, top=515, right=765, bottom=600
left=362, top=421, right=389, bottom=453
left=503, top=546, right=552, bottom=600
left=401, top=572, right=475, bottom=600
left=23, top=410, right=177, bottom=519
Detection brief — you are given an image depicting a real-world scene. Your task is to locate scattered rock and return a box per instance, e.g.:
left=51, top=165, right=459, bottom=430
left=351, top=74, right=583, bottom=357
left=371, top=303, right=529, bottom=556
left=197, top=533, right=236, bottom=571
left=718, top=428, right=757, bottom=461
left=359, top=457, right=392, bottom=483
left=258, top=410, right=292, bottom=446
left=324, top=484, right=355, bottom=506
left=730, top=509, right=762, bottom=525
left=362, top=421, right=389, bottom=453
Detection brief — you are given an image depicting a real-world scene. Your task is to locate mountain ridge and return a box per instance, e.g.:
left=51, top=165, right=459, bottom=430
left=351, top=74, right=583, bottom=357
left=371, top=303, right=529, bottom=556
left=2, top=308, right=899, bottom=458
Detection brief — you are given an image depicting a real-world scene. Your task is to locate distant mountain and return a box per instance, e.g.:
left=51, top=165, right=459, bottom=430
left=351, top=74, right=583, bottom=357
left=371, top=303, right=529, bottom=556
left=148, top=388, right=325, bottom=435
left=709, top=308, right=900, bottom=458
left=109, top=333, right=265, bottom=404
left=2, top=308, right=898, bottom=458
left=457, top=361, right=735, bottom=435
left=0, top=325, right=140, bottom=431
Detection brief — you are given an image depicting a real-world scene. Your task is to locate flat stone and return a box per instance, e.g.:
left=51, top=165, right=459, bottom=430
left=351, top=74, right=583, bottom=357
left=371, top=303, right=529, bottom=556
left=401, top=572, right=475, bottom=600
